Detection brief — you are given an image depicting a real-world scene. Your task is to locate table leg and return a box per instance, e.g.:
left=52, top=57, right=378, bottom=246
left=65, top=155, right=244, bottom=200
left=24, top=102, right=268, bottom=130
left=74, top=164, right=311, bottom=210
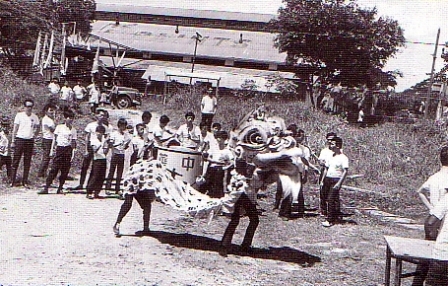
left=385, top=246, right=391, bottom=286
left=394, top=258, right=402, bottom=286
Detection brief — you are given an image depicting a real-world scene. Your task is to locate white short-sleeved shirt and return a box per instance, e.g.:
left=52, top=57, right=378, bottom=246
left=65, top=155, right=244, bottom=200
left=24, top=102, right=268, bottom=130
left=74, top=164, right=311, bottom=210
left=325, top=153, right=349, bottom=178
left=176, top=124, right=202, bottom=149
left=201, top=96, right=217, bottom=114
left=419, top=166, right=448, bottom=206
left=132, top=136, right=146, bottom=158
left=14, top=112, right=39, bottom=139
left=60, top=86, right=73, bottom=101
left=208, top=147, right=234, bottom=168
left=109, top=130, right=131, bottom=155
left=318, top=147, right=334, bottom=164
left=430, top=194, right=448, bottom=260
left=85, top=122, right=111, bottom=141
left=54, top=124, right=77, bottom=147
left=153, top=124, right=172, bottom=147
left=73, top=85, right=86, bottom=100
left=48, top=82, right=60, bottom=95
left=0, top=131, right=9, bottom=156
left=91, top=136, right=107, bottom=160
left=89, top=88, right=99, bottom=104
left=41, top=115, right=55, bottom=140
left=200, top=132, right=218, bottom=152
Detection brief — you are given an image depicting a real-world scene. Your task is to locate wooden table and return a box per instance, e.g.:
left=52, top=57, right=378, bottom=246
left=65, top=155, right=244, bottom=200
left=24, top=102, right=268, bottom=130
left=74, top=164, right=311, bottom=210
left=384, top=235, right=435, bottom=286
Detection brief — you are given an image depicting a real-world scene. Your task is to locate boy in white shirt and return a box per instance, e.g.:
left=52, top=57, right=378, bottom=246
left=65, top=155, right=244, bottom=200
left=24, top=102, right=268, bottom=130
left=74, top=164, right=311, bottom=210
left=201, top=131, right=233, bottom=198
left=320, top=136, right=349, bottom=227
left=105, top=118, right=132, bottom=194
left=38, top=104, right=56, bottom=178
left=38, top=109, right=77, bottom=194
left=86, top=125, right=109, bottom=199
left=130, top=123, right=153, bottom=166
left=153, top=115, right=174, bottom=147
left=200, top=87, right=217, bottom=131
left=0, top=116, right=12, bottom=183
left=175, top=111, right=201, bottom=150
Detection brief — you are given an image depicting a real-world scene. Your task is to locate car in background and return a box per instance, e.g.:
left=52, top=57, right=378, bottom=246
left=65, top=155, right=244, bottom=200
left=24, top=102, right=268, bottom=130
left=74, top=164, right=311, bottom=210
left=105, top=86, right=142, bottom=109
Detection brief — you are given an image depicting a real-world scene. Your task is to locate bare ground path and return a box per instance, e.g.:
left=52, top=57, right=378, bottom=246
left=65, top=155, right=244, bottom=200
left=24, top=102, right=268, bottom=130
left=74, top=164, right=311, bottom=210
left=0, top=180, right=426, bottom=286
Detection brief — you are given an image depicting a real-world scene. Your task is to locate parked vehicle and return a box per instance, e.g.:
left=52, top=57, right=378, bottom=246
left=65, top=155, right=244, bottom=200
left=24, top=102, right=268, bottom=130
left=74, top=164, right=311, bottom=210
left=105, top=86, right=142, bottom=109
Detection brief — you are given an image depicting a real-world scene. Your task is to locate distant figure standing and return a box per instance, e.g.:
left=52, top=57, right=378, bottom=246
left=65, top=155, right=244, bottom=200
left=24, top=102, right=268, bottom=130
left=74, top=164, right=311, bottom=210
left=10, top=99, right=40, bottom=188
left=200, top=87, right=217, bottom=131
left=88, top=83, right=100, bottom=114
left=60, top=81, right=74, bottom=110
left=38, top=104, right=56, bottom=178
left=48, top=78, right=60, bottom=99
left=0, top=116, right=12, bottom=183
left=357, top=106, right=365, bottom=128
left=73, top=81, right=87, bottom=112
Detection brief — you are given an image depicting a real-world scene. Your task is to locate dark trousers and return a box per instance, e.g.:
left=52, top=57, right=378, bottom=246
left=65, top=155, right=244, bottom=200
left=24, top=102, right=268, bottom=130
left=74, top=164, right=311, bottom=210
left=78, top=144, right=93, bottom=187
left=116, top=191, right=155, bottom=230
left=86, top=159, right=106, bottom=195
left=201, top=113, right=214, bottom=131
left=321, top=177, right=341, bottom=223
left=11, top=137, right=34, bottom=184
left=106, top=153, right=125, bottom=192
left=203, top=166, right=225, bottom=198
left=275, top=178, right=304, bottom=218
left=0, top=154, right=12, bottom=180
left=221, top=193, right=260, bottom=248
left=45, top=146, right=72, bottom=190
left=425, top=260, right=448, bottom=286
left=411, top=216, right=442, bottom=286
left=38, top=138, right=53, bottom=177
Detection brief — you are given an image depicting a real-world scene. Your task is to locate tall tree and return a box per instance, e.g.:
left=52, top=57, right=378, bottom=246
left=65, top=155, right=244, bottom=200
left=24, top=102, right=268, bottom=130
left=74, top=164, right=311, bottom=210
left=0, top=0, right=95, bottom=56
left=270, top=0, right=405, bottom=88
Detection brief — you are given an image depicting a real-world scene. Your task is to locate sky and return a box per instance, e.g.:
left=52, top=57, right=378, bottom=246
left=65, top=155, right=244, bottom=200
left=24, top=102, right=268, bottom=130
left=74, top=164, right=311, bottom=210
left=96, top=0, right=448, bottom=91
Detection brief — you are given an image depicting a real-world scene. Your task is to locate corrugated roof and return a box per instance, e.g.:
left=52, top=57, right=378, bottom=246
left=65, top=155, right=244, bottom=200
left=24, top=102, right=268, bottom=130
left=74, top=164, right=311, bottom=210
left=90, top=21, right=286, bottom=63
left=99, top=57, right=296, bottom=92
left=96, top=4, right=276, bottom=23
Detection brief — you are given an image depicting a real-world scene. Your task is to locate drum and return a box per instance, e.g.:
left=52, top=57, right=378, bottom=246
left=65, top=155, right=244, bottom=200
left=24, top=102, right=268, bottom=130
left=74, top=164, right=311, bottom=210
left=155, top=146, right=203, bottom=185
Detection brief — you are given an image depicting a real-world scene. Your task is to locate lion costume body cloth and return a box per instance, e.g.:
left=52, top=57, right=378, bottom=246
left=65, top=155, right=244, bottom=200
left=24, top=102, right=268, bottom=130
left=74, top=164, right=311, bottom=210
left=122, top=159, right=254, bottom=218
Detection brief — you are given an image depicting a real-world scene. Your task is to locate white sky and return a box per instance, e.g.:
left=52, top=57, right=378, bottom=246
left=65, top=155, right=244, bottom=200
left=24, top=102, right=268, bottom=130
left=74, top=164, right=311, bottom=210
left=96, top=0, right=448, bottom=91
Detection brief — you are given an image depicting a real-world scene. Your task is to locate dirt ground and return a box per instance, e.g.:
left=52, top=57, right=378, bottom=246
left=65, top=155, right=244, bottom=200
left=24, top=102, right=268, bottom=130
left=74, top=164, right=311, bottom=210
left=0, top=179, right=425, bottom=286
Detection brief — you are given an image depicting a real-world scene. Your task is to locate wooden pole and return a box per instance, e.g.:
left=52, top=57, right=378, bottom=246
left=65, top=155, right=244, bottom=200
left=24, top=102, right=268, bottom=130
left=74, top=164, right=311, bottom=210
left=424, top=28, right=440, bottom=119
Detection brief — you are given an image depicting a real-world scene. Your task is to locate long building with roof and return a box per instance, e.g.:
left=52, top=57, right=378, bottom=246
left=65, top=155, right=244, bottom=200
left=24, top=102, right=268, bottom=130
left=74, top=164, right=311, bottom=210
left=67, top=4, right=308, bottom=93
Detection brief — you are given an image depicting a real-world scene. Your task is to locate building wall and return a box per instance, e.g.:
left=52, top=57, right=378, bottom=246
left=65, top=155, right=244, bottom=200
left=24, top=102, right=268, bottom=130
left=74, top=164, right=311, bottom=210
left=95, top=11, right=272, bottom=32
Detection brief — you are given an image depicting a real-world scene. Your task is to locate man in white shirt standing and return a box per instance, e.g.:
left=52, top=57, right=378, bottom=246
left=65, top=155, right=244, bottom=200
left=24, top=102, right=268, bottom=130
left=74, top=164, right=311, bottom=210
left=73, top=81, right=87, bottom=112
left=10, top=99, right=40, bottom=188
left=412, top=146, right=448, bottom=286
left=200, top=87, right=217, bottom=132
left=319, top=136, right=349, bottom=227
left=60, top=81, right=74, bottom=110
left=38, top=103, right=56, bottom=178
left=48, top=78, right=60, bottom=98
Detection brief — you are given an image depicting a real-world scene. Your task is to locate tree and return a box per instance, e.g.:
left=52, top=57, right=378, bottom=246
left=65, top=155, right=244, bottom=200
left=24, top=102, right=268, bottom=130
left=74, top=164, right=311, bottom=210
left=0, top=0, right=95, bottom=58
left=270, top=0, right=405, bottom=88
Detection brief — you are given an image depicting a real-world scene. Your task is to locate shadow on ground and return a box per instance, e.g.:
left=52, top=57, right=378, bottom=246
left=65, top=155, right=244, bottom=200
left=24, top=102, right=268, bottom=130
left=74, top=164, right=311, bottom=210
left=121, top=230, right=321, bottom=267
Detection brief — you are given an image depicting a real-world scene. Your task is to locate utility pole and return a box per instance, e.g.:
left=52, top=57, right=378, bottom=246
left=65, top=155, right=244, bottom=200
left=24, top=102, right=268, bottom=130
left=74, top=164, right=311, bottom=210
left=424, top=28, right=440, bottom=119
left=191, top=32, right=202, bottom=73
